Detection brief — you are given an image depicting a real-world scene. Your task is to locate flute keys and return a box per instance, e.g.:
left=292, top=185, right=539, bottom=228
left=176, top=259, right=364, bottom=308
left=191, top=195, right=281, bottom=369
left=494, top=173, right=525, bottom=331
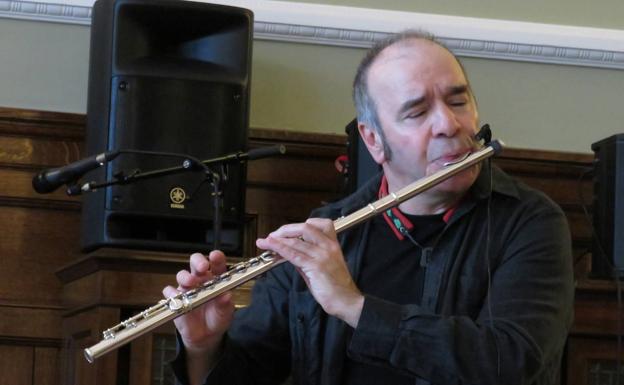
left=122, top=319, right=137, bottom=329
left=167, top=294, right=191, bottom=312
left=259, top=251, right=277, bottom=262
left=103, top=329, right=116, bottom=340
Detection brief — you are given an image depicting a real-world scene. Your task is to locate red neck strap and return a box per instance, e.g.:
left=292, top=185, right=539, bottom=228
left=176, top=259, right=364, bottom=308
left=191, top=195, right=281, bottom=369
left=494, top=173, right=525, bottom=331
left=378, top=175, right=456, bottom=240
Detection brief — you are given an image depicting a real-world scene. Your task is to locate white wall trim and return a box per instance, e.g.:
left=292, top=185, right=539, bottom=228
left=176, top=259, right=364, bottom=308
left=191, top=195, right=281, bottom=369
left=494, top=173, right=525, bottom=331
left=2, top=0, right=624, bottom=69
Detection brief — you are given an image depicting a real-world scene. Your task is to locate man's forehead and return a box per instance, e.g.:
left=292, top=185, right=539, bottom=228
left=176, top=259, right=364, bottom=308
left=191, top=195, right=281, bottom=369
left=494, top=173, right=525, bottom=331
left=376, top=39, right=455, bottom=67
left=368, top=39, right=467, bottom=85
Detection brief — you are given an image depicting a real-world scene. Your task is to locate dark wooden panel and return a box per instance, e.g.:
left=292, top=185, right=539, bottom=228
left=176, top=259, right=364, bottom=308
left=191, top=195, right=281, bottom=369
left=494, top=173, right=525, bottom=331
left=61, top=306, right=121, bottom=385
left=573, top=279, right=624, bottom=337
left=567, top=337, right=624, bottom=385
left=0, top=167, right=79, bottom=207
left=0, top=107, right=84, bottom=143
left=129, top=333, right=152, bottom=385
left=0, top=345, right=34, bottom=385
left=0, top=304, right=63, bottom=341
left=34, top=347, right=61, bottom=385
left=246, top=186, right=333, bottom=220
left=0, top=206, right=81, bottom=305
left=0, top=134, right=82, bottom=170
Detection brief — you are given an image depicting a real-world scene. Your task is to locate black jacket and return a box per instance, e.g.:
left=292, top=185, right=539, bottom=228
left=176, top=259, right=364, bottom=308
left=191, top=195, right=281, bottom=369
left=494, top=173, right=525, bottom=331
left=174, top=165, right=574, bottom=385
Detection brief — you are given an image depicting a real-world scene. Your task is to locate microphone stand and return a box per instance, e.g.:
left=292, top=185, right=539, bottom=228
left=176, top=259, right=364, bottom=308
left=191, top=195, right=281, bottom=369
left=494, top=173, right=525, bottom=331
left=69, top=145, right=286, bottom=251
left=69, top=145, right=286, bottom=194
left=211, top=169, right=223, bottom=251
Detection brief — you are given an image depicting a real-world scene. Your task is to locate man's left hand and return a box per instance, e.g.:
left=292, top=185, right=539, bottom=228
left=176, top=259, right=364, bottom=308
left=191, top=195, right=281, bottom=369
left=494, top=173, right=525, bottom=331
left=256, top=218, right=364, bottom=328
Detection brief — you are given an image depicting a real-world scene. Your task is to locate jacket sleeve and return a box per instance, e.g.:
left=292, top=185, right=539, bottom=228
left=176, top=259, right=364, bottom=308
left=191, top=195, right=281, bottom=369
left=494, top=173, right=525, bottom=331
left=170, top=262, right=296, bottom=385
left=346, top=202, right=574, bottom=385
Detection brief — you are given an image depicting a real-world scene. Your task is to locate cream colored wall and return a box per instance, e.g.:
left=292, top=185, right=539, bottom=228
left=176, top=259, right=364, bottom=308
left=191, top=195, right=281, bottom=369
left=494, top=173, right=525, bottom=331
left=0, top=19, right=90, bottom=113
left=250, top=41, right=360, bottom=136
left=464, top=58, right=624, bottom=153
left=1, top=3, right=623, bottom=153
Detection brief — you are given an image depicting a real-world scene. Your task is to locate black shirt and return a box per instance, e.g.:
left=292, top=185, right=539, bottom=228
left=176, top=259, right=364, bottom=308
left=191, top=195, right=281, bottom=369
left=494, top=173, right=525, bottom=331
left=343, top=211, right=446, bottom=384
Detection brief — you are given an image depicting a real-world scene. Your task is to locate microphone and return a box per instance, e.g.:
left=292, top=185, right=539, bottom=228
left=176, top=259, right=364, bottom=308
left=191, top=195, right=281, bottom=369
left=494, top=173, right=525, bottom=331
left=200, top=145, right=287, bottom=166
left=32, top=150, right=120, bottom=194
left=243, top=145, right=286, bottom=161
left=475, top=124, right=492, bottom=144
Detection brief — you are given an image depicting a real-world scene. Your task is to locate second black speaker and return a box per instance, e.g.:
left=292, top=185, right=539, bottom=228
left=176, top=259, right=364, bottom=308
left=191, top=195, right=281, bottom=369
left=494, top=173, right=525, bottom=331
left=591, top=133, right=624, bottom=278
left=82, top=0, right=253, bottom=255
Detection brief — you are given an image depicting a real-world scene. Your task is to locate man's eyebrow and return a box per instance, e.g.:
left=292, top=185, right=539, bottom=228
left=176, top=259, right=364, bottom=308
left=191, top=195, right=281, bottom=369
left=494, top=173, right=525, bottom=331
left=397, top=95, right=426, bottom=116
left=397, top=85, right=470, bottom=116
left=448, top=84, right=469, bottom=96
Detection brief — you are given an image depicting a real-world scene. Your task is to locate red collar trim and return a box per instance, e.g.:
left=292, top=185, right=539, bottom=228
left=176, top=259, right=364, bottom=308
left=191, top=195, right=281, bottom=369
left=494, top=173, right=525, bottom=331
left=378, top=175, right=456, bottom=240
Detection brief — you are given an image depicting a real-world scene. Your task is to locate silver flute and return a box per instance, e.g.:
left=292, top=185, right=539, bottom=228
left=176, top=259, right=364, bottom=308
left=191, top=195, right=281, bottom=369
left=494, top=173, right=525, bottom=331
left=84, top=139, right=504, bottom=363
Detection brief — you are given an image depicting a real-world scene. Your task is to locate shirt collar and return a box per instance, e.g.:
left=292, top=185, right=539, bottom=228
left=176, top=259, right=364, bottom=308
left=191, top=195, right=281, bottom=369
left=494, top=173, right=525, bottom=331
left=336, top=163, right=519, bottom=234
left=378, top=175, right=456, bottom=240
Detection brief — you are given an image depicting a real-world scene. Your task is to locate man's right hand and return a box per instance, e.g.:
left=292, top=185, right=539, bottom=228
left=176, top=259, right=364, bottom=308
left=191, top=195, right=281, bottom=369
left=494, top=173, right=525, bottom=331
left=163, top=250, right=235, bottom=384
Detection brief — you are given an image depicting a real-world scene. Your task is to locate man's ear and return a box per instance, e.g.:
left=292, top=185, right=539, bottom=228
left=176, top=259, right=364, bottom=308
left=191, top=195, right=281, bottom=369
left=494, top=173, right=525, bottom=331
left=358, top=122, right=386, bottom=164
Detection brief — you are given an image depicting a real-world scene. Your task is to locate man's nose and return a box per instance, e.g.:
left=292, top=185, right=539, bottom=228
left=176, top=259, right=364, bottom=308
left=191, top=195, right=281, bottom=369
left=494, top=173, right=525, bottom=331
left=431, top=104, right=460, bottom=137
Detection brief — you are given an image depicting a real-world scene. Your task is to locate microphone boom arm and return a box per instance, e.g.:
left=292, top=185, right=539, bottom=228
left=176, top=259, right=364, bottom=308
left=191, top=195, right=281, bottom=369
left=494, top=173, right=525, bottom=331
left=69, top=145, right=287, bottom=195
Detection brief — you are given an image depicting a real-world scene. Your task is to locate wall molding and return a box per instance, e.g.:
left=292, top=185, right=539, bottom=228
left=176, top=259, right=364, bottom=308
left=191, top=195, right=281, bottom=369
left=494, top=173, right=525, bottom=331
left=1, top=0, right=623, bottom=69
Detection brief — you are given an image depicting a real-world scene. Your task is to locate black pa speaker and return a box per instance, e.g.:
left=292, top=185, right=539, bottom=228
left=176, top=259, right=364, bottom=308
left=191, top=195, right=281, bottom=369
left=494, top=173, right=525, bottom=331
left=81, top=0, right=253, bottom=255
left=591, top=134, right=624, bottom=278
left=345, top=118, right=381, bottom=194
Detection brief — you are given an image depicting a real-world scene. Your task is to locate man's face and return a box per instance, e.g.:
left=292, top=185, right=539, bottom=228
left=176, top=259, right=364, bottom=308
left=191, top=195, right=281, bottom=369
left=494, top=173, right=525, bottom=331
left=363, top=39, right=481, bottom=196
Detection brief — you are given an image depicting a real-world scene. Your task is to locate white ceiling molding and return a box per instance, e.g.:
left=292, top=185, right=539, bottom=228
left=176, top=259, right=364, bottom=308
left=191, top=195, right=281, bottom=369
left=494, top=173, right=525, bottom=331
left=2, top=0, right=623, bottom=69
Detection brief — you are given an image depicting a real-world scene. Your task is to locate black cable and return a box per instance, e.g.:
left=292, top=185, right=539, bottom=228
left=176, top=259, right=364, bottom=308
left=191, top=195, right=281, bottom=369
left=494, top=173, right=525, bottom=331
left=573, top=249, right=591, bottom=267
left=116, top=148, right=216, bottom=175
left=572, top=167, right=594, bottom=274
left=618, top=278, right=622, bottom=385
left=484, top=158, right=501, bottom=377
left=576, top=167, right=613, bottom=272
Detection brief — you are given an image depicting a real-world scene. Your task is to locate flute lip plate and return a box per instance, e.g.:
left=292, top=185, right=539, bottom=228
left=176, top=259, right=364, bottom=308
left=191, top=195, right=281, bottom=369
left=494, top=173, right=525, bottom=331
left=442, top=152, right=471, bottom=167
